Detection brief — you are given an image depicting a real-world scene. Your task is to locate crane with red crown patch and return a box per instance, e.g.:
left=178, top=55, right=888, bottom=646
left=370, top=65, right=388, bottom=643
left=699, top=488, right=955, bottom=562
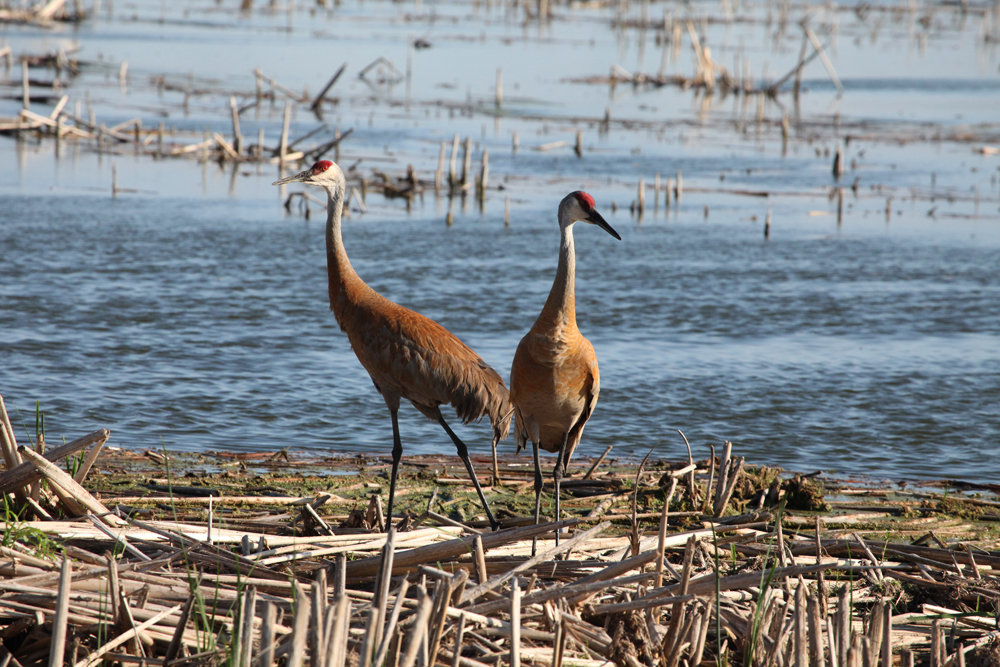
left=508, top=190, right=620, bottom=553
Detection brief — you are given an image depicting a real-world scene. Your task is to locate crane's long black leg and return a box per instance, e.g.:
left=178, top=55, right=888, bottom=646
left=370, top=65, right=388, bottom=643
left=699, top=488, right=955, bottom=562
left=531, top=439, right=543, bottom=557
left=552, top=433, right=570, bottom=547
left=386, top=409, right=403, bottom=531
left=438, top=415, right=500, bottom=531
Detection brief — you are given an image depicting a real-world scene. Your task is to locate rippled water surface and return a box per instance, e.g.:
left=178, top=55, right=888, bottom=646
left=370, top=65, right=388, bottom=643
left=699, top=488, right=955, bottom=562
left=2, top=0, right=999, bottom=480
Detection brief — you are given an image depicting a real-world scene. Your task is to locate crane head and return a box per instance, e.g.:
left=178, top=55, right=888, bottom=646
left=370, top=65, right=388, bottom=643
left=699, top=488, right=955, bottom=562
left=272, top=160, right=345, bottom=193
left=562, top=191, right=621, bottom=240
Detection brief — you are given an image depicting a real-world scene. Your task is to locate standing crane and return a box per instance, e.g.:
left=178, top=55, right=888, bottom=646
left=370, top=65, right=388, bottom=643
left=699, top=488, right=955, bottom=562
left=509, top=191, right=620, bottom=542
left=274, top=160, right=512, bottom=531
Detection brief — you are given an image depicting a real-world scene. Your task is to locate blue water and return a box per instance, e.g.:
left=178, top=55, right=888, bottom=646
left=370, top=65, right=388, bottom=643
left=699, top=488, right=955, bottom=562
left=1, top=0, right=999, bottom=480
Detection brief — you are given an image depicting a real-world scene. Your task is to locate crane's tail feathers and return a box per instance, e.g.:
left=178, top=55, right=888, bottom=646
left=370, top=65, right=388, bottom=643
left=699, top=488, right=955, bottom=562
left=511, top=409, right=528, bottom=455
left=486, top=397, right=513, bottom=444
left=495, top=406, right=516, bottom=446
left=450, top=358, right=513, bottom=443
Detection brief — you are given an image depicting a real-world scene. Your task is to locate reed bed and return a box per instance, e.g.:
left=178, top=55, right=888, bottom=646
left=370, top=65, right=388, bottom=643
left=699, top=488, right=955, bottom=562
left=0, top=0, right=85, bottom=27
left=3, top=0, right=999, bottom=208
left=0, top=394, right=998, bottom=666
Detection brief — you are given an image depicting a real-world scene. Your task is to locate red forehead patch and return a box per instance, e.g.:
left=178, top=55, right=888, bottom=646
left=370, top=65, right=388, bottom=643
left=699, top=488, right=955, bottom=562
left=312, top=160, right=333, bottom=174
left=574, top=191, right=595, bottom=210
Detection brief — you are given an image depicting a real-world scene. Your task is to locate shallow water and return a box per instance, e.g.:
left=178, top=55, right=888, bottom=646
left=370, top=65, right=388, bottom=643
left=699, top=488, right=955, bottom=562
left=2, top=0, right=999, bottom=480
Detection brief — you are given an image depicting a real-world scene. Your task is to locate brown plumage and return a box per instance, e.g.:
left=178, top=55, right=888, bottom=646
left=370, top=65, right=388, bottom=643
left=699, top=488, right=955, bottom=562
left=275, top=160, right=511, bottom=530
left=509, top=191, right=620, bottom=541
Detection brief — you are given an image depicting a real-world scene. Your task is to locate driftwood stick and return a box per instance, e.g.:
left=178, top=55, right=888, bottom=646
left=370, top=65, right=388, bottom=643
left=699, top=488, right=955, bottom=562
left=0, top=396, right=29, bottom=502
left=254, top=69, right=310, bottom=102
left=768, top=42, right=824, bottom=94
left=22, top=60, right=30, bottom=110
left=230, top=96, right=243, bottom=154
left=451, top=612, right=467, bottom=667
left=690, top=600, right=712, bottom=666
left=836, top=585, right=850, bottom=667
left=676, top=430, right=698, bottom=507
left=0, top=429, right=109, bottom=495
left=128, top=518, right=284, bottom=580
left=882, top=603, right=893, bottom=667
left=17, top=445, right=120, bottom=522
left=73, top=603, right=182, bottom=667
left=88, top=515, right=151, bottom=560
left=435, top=142, right=446, bottom=192
left=661, top=535, right=696, bottom=647
left=510, top=581, right=521, bottom=667
left=458, top=521, right=608, bottom=605
left=804, top=27, right=843, bottom=94
left=474, top=535, right=488, bottom=585
left=701, top=444, right=716, bottom=516
left=72, top=435, right=107, bottom=485
left=279, top=101, right=291, bottom=167
left=714, top=456, right=745, bottom=518
left=347, top=518, right=579, bottom=580
left=807, top=592, right=824, bottom=667
left=460, top=136, right=472, bottom=186
left=712, top=441, right=732, bottom=516
left=866, top=602, right=884, bottom=667
left=589, top=593, right=696, bottom=617
left=372, top=579, right=410, bottom=667
left=372, top=527, right=397, bottom=655
left=793, top=579, right=807, bottom=667
left=0, top=395, right=22, bottom=471
left=239, top=586, right=257, bottom=667
left=48, top=558, right=72, bottom=667
left=164, top=595, right=194, bottom=665
left=582, top=445, right=613, bottom=480
left=311, top=62, right=348, bottom=110
left=655, top=478, right=679, bottom=588
left=37, top=0, right=68, bottom=20
left=427, top=571, right=462, bottom=667
left=329, top=595, right=351, bottom=667
left=286, top=585, right=310, bottom=667
left=258, top=601, right=277, bottom=667
left=448, top=134, right=459, bottom=187
left=398, top=591, right=433, bottom=667
left=595, top=562, right=877, bottom=617
left=468, top=571, right=655, bottom=617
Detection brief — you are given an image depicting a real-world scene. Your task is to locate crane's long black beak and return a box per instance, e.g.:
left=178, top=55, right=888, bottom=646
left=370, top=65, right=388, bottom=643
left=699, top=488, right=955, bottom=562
left=272, top=168, right=312, bottom=186
left=588, top=209, right=621, bottom=240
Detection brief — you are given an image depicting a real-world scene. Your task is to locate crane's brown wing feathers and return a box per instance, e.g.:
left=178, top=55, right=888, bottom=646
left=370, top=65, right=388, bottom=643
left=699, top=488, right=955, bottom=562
left=344, top=298, right=512, bottom=441
left=563, top=341, right=600, bottom=464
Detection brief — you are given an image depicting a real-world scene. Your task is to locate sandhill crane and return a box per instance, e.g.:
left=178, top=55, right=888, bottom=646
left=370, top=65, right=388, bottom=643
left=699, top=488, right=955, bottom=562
left=274, top=160, right=512, bottom=531
left=509, top=191, right=620, bottom=541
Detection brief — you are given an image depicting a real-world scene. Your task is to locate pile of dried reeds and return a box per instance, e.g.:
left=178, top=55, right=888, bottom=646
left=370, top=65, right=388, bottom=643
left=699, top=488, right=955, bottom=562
left=0, top=394, right=998, bottom=667
left=575, top=22, right=841, bottom=102
left=0, top=0, right=84, bottom=27
left=0, top=55, right=354, bottom=169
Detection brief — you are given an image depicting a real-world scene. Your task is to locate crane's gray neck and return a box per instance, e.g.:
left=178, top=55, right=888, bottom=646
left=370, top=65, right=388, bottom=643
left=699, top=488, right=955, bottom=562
left=325, top=186, right=361, bottom=312
left=537, top=222, right=577, bottom=330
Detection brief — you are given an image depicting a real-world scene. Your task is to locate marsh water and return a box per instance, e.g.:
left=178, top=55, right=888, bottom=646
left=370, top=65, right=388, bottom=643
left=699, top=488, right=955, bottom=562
left=2, top=0, right=999, bottom=481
